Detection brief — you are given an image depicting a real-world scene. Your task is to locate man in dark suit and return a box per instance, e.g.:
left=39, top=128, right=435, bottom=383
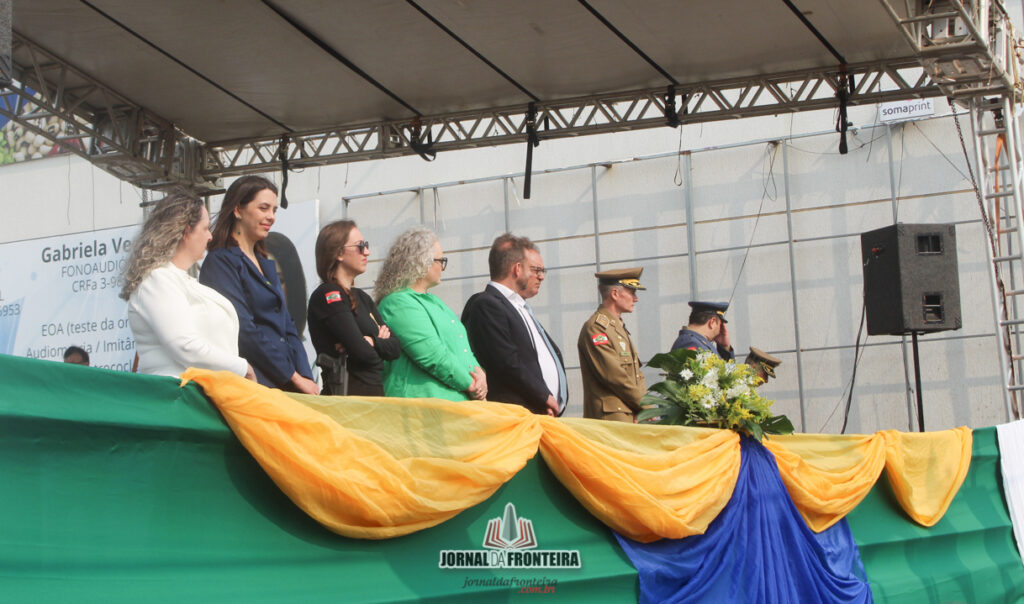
left=462, top=234, right=566, bottom=416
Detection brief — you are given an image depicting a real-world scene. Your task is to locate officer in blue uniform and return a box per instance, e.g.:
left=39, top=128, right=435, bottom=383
left=670, top=301, right=734, bottom=360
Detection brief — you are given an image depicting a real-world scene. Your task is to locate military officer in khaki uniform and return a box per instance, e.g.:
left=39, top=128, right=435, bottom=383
left=577, top=267, right=647, bottom=422
left=745, top=346, right=782, bottom=384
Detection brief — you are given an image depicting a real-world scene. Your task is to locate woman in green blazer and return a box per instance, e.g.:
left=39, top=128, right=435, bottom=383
left=375, top=227, right=487, bottom=402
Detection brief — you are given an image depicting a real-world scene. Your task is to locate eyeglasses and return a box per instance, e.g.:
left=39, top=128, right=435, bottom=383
left=344, top=240, right=370, bottom=253
left=433, top=256, right=448, bottom=270
left=529, top=265, right=547, bottom=276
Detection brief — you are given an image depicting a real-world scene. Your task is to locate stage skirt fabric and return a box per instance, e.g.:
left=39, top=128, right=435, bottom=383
left=1, top=354, right=1020, bottom=603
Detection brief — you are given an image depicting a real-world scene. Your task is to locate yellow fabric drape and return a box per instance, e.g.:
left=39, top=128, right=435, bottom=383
left=765, top=434, right=888, bottom=532
left=182, top=369, right=541, bottom=539
left=765, top=427, right=972, bottom=531
left=538, top=417, right=740, bottom=543
left=881, top=427, right=972, bottom=527
left=183, top=369, right=972, bottom=541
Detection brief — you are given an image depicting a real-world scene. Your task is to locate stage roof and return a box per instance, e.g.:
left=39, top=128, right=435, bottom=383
left=5, top=0, right=1017, bottom=189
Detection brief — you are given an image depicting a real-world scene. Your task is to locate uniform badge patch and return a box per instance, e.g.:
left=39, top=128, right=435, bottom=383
left=595, top=314, right=610, bottom=328
left=325, top=291, right=342, bottom=304
left=592, top=333, right=610, bottom=346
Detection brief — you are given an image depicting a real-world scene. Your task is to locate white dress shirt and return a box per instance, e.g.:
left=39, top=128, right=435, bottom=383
left=128, top=263, right=248, bottom=378
left=489, top=281, right=559, bottom=400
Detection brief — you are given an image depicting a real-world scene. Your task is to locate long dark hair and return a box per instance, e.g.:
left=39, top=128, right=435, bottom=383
left=208, top=175, right=278, bottom=257
left=314, top=220, right=358, bottom=311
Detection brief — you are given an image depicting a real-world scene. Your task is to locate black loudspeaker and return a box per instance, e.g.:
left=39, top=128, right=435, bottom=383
left=0, top=0, right=9, bottom=87
left=860, top=223, right=962, bottom=335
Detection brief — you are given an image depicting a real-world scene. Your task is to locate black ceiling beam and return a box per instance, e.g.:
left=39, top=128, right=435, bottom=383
left=577, top=0, right=678, bottom=86
left=405, top=0, right=540, bottom=102
left=78, top=0, right=293, bottom=132
left=780, top=0, right=848, bottom=64
left=262, top=0, right=422, bottom=117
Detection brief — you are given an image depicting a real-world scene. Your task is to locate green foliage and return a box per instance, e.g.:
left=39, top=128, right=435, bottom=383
left=640, top=348, right=793, bottom=441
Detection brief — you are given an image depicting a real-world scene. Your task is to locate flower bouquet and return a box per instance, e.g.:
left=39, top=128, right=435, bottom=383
left=637, top=348, right=793, bottom=441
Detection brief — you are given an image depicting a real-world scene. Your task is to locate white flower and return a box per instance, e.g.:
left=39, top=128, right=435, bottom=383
left=680, top=368, right=694, bottom=380
left=724, top=361, right=736, bottom=375
left=701, top=368, right=719, bottom=389
left=726, top=384, right=748, bottom=399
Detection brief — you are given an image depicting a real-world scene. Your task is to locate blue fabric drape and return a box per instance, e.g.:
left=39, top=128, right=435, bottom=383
left=616, top=437, right=873, bottom=603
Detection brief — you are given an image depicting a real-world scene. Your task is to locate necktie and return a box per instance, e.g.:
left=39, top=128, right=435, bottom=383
left=524, top=304, right=568, bottom=414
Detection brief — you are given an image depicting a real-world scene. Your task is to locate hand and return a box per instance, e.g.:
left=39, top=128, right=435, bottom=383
left=244, top=364, right=257, bottom=382
left=467, top=367, right=488, bottom=400
left=544, top=394, right=558, bottom=416
left=363, top=335, right=374, bottom=347
left=714, top=321, right=731, bottom=349
left=291, top=373, right=321, bottom=395
left=377, top=324, right=391, bottom=339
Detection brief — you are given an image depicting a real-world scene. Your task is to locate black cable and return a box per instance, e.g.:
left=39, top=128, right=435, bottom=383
left=840, top=301, right=867, bottom=434
left=78, top=0, right=293, bottom=132
left=778, top=0, right=854, bottom=154
left=405, top=0, right=539, bottom=102
left=524, top=103, right=539, bottom=199
left=577, top=0, right=678, bottom=86
left=262, top=0, right=421, bottom=116
left=278, top=137, right=290, bottom=209
left=729, top=142, right=778, bottom=304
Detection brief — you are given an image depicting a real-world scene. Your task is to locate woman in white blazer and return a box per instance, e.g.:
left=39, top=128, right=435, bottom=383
left=120, top=192, right=256, bottom=380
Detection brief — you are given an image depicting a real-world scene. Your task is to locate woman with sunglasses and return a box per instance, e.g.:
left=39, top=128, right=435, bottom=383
left=374, top=227, right=487, bottom=402
left=307, top=220, right=400, bottom=396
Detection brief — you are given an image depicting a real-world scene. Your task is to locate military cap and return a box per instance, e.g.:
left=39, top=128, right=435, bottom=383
left=745, top=346, right=782, bottom=378
left=596, top=267, right=646, bottom=290
left=688, top=300, right=729, bottom=323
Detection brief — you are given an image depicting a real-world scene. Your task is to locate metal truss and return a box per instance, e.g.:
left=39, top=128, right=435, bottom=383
left=204, top=58, right=947, bottom=177
left=5, top=1, right=1021, bottom=191
left=877, top=0, right=1024, bottom=419
left=1, top=33, right=214, bottom=192
left=876, top=0, right=1022, bottom=102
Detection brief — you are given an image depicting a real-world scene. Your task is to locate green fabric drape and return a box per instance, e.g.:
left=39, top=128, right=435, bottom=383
left=0, top=355, right=635, bottom=602
left=2, top=354, right=1023, bottom=602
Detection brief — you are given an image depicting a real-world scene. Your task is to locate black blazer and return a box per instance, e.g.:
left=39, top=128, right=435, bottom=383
left=461, top=284, right=565, bottom=415
left=307, top=283, right=401, bottom=388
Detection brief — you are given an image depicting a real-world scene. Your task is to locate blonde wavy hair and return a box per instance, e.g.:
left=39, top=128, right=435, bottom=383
left=120, top=192, right=205, bottom=300
left=374, top=226, right=437, bottom=303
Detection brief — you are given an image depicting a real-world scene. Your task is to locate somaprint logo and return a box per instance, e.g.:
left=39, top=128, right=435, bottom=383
left=438, top=503, right=582, bottom=569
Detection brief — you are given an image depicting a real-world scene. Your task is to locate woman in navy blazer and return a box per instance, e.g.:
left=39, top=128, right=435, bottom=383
left=199, top=175, right=319, bottom=394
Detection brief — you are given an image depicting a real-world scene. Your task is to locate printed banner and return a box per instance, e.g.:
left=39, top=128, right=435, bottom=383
left=0, top=197, right=319, bottom=373
left=0, top=225, right=136, bottom=369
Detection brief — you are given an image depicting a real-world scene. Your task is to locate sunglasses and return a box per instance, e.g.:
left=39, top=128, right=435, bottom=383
left=344, top=240, right=370, bottom=253
left=433, top=256, right=448, bottom=270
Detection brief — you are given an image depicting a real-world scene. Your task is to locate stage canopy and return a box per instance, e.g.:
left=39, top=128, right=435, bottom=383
left=4, top=0, right=1017, bottom=190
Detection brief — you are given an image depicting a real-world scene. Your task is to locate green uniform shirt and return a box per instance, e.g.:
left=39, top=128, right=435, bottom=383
left=576, top=307, right=646, bottom=422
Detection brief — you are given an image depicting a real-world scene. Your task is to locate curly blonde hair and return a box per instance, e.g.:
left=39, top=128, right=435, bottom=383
left=374, top=227, right=437, bottom=303
left=120, top=192, right=205, bottom=300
